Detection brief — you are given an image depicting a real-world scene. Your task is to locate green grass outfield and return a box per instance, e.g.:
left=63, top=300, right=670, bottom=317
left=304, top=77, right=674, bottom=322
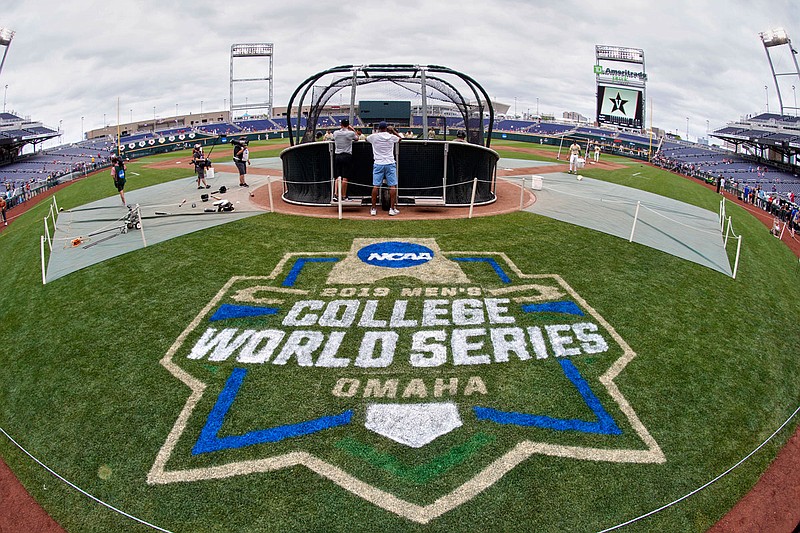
left=0, top=141, right=798, bottom=532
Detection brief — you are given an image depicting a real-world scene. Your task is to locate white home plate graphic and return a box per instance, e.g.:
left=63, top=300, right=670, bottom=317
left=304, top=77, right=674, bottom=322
left=365, top=402, right=463, bottom=448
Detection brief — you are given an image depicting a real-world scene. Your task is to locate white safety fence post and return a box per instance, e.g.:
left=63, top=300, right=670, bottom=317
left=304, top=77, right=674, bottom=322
left=44, top=216, right=52, bottom=251
left=52, top=194, right=59, bottom=215
left=629, top=201, right=641, bottom=242
left=724, top=216, right=732, bottom=248
left=337, top=176, right=343, bottom=220
left=468, top=177, right=478, bottom=219
left=40, top=235, right=47, bottom=285
left=519, top=176, right=525, bottom=210
left=138, top=205, right=147, bottom=247
left=267, top=176, right=274, bottom=212
left=732, top=235, right=742, bottom=279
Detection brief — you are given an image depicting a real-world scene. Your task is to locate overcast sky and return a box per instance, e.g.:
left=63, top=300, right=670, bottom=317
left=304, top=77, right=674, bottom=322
left=1, top=0, right=799, bottom=146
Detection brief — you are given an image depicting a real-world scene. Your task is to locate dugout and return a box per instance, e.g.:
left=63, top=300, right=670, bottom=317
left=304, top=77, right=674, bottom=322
left=281, top=64, right=498, bottom=208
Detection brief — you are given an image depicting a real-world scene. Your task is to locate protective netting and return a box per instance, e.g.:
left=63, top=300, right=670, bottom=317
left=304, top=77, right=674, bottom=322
left=281, top=140, right=498, bottom=206
left=289, top=65, right=493, bottom=147
left=303, top=75, right=483, bottom=144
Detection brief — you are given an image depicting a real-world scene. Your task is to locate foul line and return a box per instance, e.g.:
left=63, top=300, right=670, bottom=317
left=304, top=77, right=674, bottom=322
left=598, top=404, right=800, bottom=532
left=0, top=426, right=172, bottom=533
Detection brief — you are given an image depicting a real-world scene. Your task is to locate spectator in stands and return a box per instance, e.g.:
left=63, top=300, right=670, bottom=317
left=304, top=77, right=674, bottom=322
left=453, top=131, right=467, bottom=142
left=568, top=141, right=582, bottom=175
left=110, top=155, right=127, bottom=206
left=232, top=139, right=250, bottom=187
left=367, top=122, right=402, bottom=217
left=332, top=119, right=357, bottom=202
left=0, top=194, right=6, bottom=226
left=355, top=128, right=367, bottom=141
left=191, top=145, right=211, bottom=189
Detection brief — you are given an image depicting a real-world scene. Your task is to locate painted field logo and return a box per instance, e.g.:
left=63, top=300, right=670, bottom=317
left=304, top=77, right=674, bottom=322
left=357, top=241, right=434, bottom=268
left=148, top=238, right=664, bottom=524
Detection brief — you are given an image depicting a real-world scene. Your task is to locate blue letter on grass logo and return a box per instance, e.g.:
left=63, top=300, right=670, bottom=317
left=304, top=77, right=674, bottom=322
left=357, top=241, right=434, bottom=269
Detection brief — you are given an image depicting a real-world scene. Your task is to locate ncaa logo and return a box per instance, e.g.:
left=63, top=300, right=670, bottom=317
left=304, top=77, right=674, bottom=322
left=357, top=241, right=434, bottom=268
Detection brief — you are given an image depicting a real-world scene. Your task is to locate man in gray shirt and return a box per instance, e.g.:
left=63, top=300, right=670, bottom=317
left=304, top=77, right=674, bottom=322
left=332, top=119, right=358, bottom=201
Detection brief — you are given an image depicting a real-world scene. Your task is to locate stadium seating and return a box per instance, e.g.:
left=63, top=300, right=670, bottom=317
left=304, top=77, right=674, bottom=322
left=656, top=140, right=800, bottom=200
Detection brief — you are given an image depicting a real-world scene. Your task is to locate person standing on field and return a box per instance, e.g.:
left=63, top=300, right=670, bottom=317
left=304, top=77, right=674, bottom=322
left=367, top=121, right=402, bottom=216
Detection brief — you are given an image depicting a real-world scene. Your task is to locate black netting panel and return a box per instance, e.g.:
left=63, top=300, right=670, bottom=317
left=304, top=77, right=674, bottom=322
left=347, top=142, right=376, bottom=197
left=398, top=142, right=445, bottom=197
left=282, top=143, right=333, bottom=204
left=281, top=140, right=497, bottom=206
left=445, top=143, right=498, bottom=204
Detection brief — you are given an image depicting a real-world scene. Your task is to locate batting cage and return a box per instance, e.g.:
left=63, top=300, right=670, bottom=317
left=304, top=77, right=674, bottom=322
left=280, top=64, right=499, bottom=208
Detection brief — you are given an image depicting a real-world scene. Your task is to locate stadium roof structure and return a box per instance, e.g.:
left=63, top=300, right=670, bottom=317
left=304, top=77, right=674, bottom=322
left=711, top=112, right=800, bottom=166
left=0, top=113, right=60, bottom=164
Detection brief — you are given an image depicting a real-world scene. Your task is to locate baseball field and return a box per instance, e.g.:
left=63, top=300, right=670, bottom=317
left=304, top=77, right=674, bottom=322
left=0, top=140, right=798, bottom=532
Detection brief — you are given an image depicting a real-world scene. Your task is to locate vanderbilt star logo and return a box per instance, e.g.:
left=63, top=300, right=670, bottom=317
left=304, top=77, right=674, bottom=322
left=609, top=92, right=628, bottom=115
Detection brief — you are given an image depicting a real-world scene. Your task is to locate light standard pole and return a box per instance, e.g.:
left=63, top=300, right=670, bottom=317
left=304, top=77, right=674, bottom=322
left=223, top=98, right=226, bottom=112
left=103, top=113, right=106, bottom=127
left=706, top=120, right=709, bottom=135
left=129, top=109, right=132, bottom=123
left=686, top=117, right=689, bottom=141
left=200, top=100, right=203, bottom=114
left=153, top=106, right=156, bottom=132
left=514, top=96, right=517, bottom=118
left=536, top=97, right=539, bottom=116
left=175, top=103, right=178, bottom=117
left=81, top=116, right=84, bottom=140
left=793, top=85, right=797, bottom=116
left=2, top=84, right=6, bottom=113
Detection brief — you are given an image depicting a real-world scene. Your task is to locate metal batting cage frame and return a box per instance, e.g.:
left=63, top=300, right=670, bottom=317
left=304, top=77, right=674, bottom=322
left=281, top=64, right=499, bottom=209
left=286, top=64, right=495, bottom=146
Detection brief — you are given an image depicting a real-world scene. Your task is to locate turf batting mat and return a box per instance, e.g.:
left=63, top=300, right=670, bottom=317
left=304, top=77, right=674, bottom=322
left=46, top=173, right=271, bottom=283
left=522, top=173, right=733, bottom=276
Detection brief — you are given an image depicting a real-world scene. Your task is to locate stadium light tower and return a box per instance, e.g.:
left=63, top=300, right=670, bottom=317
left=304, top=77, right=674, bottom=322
left=0, top=28, right=15, bottom=80
left=759, top=28, right=800, bottom=116
left=230, top=43, right=273, bottom=119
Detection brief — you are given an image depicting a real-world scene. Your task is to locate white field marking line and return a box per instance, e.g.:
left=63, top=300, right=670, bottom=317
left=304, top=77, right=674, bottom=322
left=231, top=285, right=309, bottom=305
left=638, top=204, right=723, bottom=237
left=128, top=172, right=141, bottom=176
left=148, top=252, right=664, bottom=524
left=0, top=426, right=173, bottom=533
left=632, top=172, right=641, bottom=177
left=455, top=251, right=665, bottom=460
left=598, top=404, right=800, bottom=532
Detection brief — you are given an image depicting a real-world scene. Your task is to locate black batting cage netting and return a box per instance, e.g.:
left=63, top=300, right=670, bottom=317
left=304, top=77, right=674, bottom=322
left=280, top=64, right=498, bottom=207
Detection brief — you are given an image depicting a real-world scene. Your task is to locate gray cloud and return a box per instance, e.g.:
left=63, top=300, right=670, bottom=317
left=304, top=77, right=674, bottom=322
left=0, top=0, right=797, bottom=145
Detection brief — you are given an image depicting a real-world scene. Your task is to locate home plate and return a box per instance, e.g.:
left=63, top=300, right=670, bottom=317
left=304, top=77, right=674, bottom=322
left=364, top=402, right=463, bottom=448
